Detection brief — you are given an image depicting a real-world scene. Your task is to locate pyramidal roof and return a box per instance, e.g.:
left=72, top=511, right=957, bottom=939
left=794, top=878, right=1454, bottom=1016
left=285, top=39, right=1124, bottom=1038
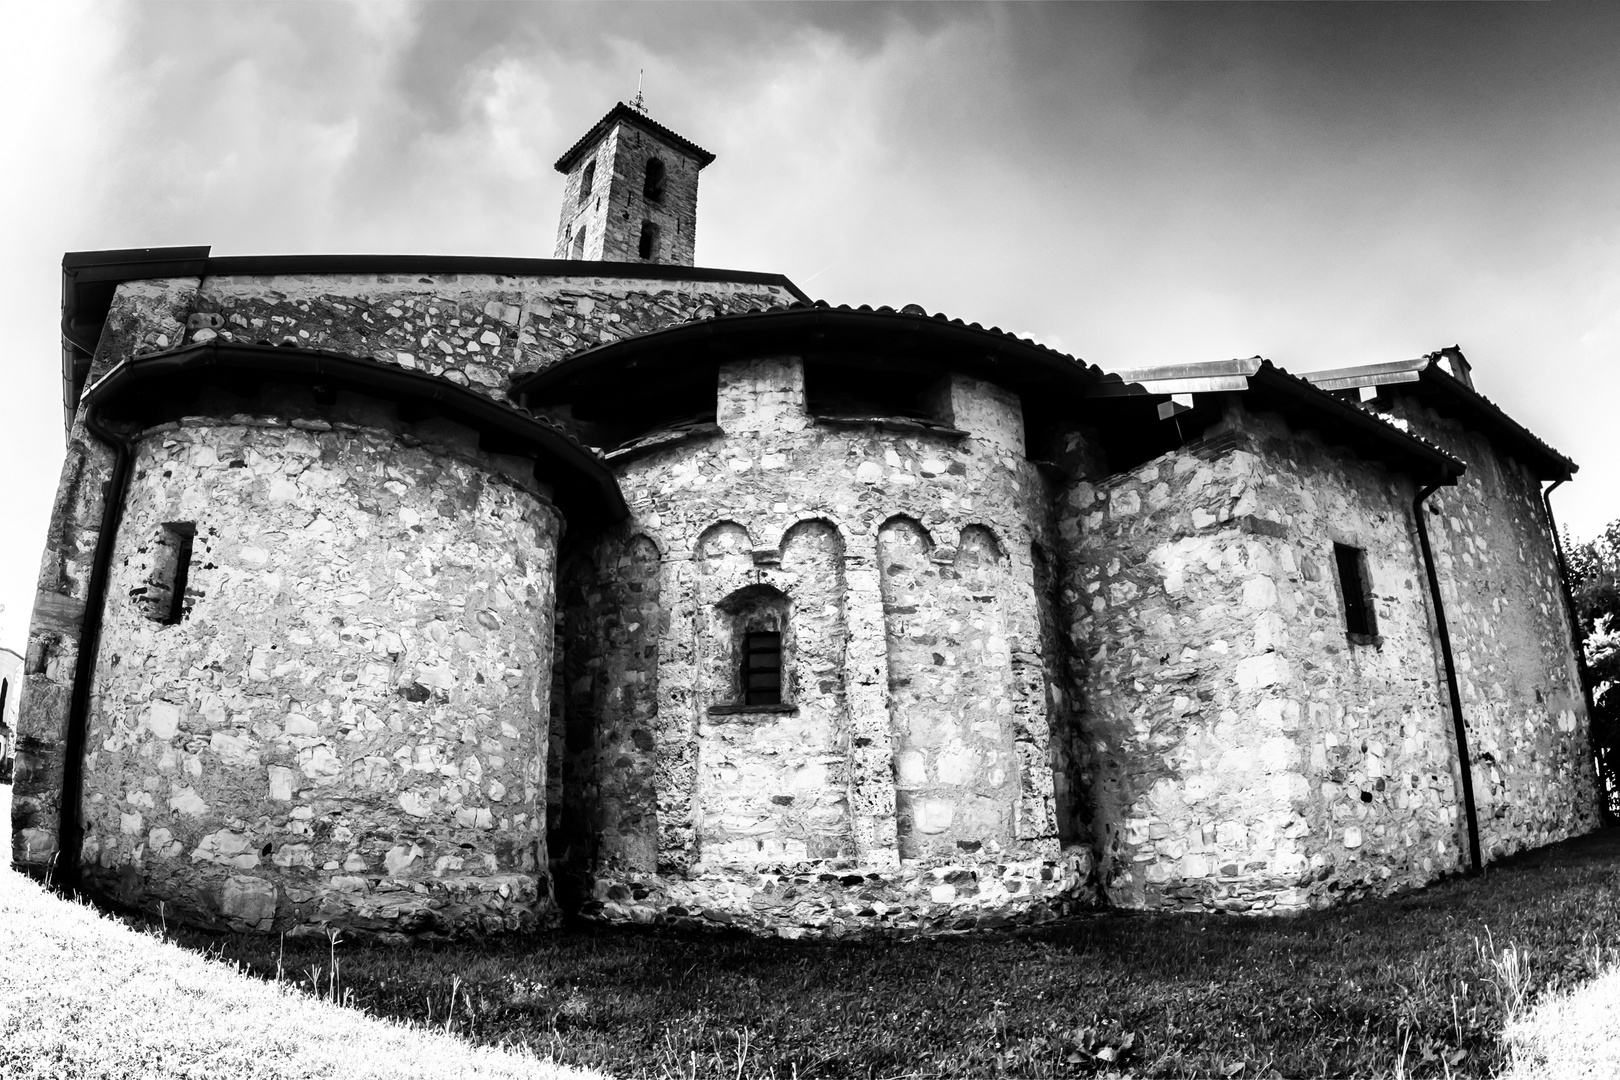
left=553, top=102, right=717, bottom=173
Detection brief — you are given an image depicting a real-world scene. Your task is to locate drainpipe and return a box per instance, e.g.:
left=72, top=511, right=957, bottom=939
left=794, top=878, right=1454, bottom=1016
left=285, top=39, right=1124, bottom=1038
left=1413, top=480, right=1482, bottom=876
left=1542, top=479, right=1611, bottom=825
left=54, top=400, right=135, bottom=892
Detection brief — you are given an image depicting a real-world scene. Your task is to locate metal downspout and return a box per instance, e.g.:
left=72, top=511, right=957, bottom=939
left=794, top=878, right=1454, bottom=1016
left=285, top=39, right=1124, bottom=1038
left=1414, top=480, right=1482, bottom=876
left=1542, top=479, right=1611, bottom=824
left=55, top=401, right=134, bottom=892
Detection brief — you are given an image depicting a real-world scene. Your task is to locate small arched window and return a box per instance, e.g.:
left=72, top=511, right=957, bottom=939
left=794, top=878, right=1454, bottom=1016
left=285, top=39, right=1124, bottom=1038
left=712, top=584, right=791, bottom=711
left=637, top=220, right=659, bottom=261
left=579, top=161, right=596, bottom=204
left=570, top=228, right=587, bottom=260
left=643, top=157, right=666, bottom=202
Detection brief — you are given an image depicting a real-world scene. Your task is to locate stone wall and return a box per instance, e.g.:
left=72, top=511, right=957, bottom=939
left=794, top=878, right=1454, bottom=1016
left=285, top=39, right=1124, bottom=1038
left=76, top=417, right=561, bottom=936
left=1057, top=404, right=1475, bottom=913
left=189, top=272, right=793, bottom=400
left=1380, top=397, right=1599, bottom=856
left=879, top=520, right=1022, bottom=861
left=14, top=267, right=793, bottom=883
left=558, top=356, right=1091, bottom=936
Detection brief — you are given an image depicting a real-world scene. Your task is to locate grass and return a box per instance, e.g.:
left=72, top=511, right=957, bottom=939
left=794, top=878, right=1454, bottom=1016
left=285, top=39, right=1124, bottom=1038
left=1501, top=959, right=1620, bottom=1079
left=0, top=784, right=600, bottom=1080
left=149, top=827, right=1620, bottom=1079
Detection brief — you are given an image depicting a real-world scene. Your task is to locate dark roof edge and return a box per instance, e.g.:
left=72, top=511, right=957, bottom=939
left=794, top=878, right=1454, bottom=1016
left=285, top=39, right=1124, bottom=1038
left=1248, top=361, right=1465, bottom=486
left=82, top=341, right=628, bottom=523
left=1301, top=355, right=1575, bottom=481
left=553, top=102, right=717, bottom=173
left=511, top=303, right=1106, bottom=397
left=63, top=248, right=806, bottom=298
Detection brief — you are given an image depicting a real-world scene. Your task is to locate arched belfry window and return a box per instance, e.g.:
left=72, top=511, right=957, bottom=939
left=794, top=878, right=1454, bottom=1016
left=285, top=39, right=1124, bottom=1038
left=637, top=220, right=660, bottom=261
left=643, top=157, right=666, bottom=202
left=579, top=161, right=596, bottom=204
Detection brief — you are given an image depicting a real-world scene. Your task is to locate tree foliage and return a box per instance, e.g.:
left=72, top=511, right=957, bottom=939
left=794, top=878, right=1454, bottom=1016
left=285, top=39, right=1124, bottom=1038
left=1562, top=522, right=1620, bottom=815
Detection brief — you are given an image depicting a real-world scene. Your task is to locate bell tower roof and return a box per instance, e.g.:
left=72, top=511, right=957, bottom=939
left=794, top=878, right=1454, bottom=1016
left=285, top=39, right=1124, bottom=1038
left=553, top=102, right=716, bottom=174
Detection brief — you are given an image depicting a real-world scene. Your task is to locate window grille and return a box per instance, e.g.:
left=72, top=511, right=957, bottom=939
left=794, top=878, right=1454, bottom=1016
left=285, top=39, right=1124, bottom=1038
left=742, top=631, right=782, bottom=706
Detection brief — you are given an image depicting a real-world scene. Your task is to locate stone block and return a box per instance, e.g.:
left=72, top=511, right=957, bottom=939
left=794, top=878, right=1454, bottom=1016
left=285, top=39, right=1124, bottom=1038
left=220, top=876, right=277, bottom=930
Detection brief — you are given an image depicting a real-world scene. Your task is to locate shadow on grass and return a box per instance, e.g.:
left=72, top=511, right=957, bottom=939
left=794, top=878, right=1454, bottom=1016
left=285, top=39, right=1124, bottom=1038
left=162, top=828, right=1620, bottom=1079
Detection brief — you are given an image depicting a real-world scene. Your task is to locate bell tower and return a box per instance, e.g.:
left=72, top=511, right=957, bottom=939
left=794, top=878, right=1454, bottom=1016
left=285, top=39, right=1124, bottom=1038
left=553, top=102, right=715, bottom=267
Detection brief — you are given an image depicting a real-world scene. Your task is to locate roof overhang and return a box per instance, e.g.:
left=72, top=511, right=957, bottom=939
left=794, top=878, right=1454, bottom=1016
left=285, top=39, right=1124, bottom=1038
left=1304, top=354, right=1575, bottom=482
left=82, top=341, right=628, bottom=525
left=1085, top=357, right=1465, bottom=487
left=511, top=303, right=1110, bottom=403
left=61, top=246, right=212, bottom=436
left=553, top=102, right=717, bottom=173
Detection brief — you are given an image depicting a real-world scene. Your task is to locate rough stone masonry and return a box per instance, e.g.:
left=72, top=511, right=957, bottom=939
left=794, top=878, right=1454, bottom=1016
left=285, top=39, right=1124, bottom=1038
left=12, top=103, right=1599, bottom=939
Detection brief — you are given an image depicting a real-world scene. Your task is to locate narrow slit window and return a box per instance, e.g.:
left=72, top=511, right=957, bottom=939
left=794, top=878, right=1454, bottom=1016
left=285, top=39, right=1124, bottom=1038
left=637, top=220, right=659, bottom=261
left=166, top=528, right=195, bottom=625
left=643, top=158, right=666, bottom=202
left=1334, top=542, right=1377, bottom=639
left=139, top=521, right=198, bottom=625
left=579, top=161, right=596, bottom=204
left=742, top=631, right=782, bottom=706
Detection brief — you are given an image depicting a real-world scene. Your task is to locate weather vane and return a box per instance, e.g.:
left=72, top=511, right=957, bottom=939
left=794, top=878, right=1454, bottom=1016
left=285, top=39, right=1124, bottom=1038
left=631, top=69, right=647, bottom=114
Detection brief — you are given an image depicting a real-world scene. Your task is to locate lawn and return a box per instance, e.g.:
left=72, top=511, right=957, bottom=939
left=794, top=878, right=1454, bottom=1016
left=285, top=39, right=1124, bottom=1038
left=0, top=784, right=599, bottom=1080
left=158, top=827, right=1620, bottom=1079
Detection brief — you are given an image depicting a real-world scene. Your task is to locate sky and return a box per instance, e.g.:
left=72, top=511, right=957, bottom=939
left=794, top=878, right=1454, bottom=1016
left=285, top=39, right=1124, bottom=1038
left=2, top=1, right=1619, bottom=653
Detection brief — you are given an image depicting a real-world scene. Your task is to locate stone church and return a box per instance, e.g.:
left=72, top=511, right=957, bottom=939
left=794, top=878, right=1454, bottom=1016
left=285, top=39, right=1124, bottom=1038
left=10, top=102, right=1599, bottom=937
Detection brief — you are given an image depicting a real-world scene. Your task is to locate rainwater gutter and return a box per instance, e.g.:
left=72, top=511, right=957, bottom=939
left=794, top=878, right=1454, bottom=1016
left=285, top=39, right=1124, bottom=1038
left=1413, top=480, right=1483, bottom=876
left=55, top=397, right=134, bottom=892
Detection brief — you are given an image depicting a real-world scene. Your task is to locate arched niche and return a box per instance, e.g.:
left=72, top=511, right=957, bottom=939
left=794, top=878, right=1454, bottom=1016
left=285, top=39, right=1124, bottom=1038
left=879, top=518, right=1021, bottom=861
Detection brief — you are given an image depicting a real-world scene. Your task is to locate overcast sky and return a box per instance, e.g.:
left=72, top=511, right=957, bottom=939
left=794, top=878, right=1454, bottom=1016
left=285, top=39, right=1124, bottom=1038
left=3, top=2, right=1618, bottom=652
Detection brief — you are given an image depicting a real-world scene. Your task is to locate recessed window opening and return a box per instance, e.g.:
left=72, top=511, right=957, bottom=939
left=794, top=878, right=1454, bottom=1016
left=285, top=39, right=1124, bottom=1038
left=643, top=157, right=667, bottom=202
left=569, top=366, right=719, bottom=450
left=140, top=521, right=198, bottom=626
left=743, top=631, right=782, bottom=706
left=1334, top=542, right=1377, bottom=639
left=712, top=583, right=792, bottom=711
left=166, top=528, right=194, bottom=625
left=579, top=161, right=596, bottom=204
left=570, top=228, right=587, bottom=260
left=638, top=220, right=659, bottom=261
left=804, top=359, right=951, bottom=424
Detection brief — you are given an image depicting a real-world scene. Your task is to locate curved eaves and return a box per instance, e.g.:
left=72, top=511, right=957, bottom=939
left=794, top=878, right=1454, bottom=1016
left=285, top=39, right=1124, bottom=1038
left=510, top=304, right=1109, bottom=403
left=82, top=342, right=628, bottom=524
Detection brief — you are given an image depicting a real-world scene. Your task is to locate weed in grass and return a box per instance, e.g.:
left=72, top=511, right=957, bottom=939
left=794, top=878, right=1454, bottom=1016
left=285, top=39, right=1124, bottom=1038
left=1477, top=929, right=1535, bottom=1017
